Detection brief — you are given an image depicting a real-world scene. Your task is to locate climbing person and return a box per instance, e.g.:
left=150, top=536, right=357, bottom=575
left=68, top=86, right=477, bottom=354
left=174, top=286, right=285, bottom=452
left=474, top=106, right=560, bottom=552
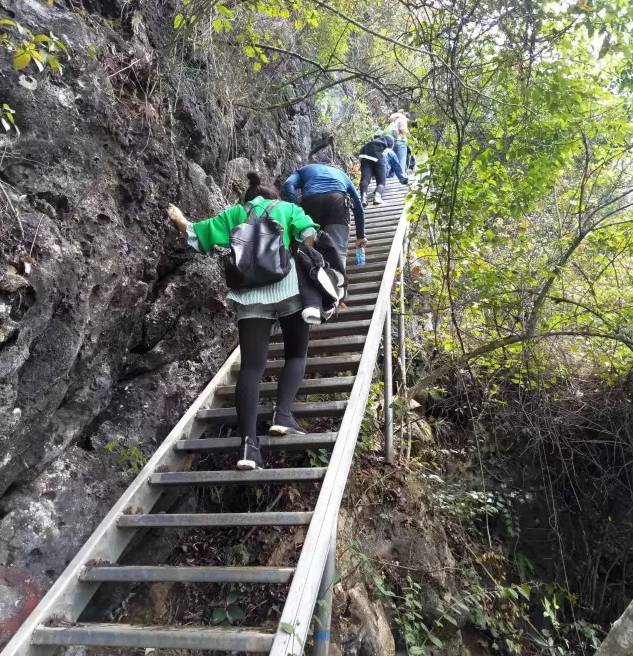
left=385, top=110, right=409, bottom=173
left=282, top=163, right=366, bottom=271
left=381, top=134, right=409, bottom=184
left=359, top=134, right=407, bottom=206
left=167, top=172, right=319, bottom=471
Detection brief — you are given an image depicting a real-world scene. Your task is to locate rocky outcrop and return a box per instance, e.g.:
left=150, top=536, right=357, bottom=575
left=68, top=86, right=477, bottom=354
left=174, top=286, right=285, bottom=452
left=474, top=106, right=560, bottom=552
left=597, top=600, right=633, bottom=656
left=347, top=583, right=396, bottom=656
left=0, top=0, right=315, bottom=609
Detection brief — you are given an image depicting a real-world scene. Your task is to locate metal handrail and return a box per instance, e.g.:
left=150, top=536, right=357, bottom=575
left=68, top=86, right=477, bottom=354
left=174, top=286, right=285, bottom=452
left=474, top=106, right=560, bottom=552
left=269, top=198, right=409, bottom=655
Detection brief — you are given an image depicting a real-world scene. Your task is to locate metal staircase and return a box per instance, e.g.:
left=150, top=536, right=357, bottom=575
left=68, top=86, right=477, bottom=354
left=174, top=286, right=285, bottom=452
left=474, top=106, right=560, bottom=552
left=1, top=178, right=409, bottom=656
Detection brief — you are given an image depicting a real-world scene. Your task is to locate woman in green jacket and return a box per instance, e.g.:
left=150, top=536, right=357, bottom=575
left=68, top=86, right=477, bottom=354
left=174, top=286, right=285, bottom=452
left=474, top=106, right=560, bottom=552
left=168, top=172, right=319, bottom=470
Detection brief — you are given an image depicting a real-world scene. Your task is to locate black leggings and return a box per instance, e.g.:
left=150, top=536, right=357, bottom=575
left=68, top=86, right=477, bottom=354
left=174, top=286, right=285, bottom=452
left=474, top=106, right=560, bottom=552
left=235, top=313, right=310, bottom=438
left=360, top=159, right=386, bottom=196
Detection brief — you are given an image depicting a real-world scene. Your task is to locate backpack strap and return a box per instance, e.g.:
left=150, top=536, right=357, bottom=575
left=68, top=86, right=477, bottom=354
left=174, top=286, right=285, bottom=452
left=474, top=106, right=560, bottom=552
left=243, top=199, right=280, bottom=223
left=244, top=201, right=257, bottom=221
left=260, top=199, right=280, bottom=219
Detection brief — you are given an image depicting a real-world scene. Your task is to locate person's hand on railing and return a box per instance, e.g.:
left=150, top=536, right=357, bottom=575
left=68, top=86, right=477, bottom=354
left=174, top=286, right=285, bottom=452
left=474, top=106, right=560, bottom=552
left=356, top=237, right=368, bottom=248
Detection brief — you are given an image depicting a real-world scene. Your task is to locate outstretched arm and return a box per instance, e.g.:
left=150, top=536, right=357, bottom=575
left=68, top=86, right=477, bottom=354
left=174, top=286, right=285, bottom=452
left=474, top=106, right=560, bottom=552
left=346, top=179, right=367, bottom=246
left=167, top=204, right=236, bottom=251
left=282, top=171, right=301, bottom=203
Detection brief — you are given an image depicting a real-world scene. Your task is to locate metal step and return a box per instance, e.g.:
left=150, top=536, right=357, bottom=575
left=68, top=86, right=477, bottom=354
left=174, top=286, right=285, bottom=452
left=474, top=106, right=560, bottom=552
left=345, top=293, right=378, bottom=306
left=353, top=228, right=397, bottom=239
left=351, top=228, right=395, bottom=240
left=118, top=511, right=313, bottom=528
left=215, top=377, right=355, bottom=399
left=336, top=303, right=375, bottom=316
left=268, top=335, right=365, bottom=357
left=365, top=203, right=406, bottom=213
left=175, top=432, right=338, bottom=452
left=347, top=281, right=380, bottom=293
left=232, top=354, right=361, bottom=375
left=33, top=624, right=274, bottom=651
left=347, top=270, right=383, bottom=283
left=347, top=261, right=386, bottom=274
left=149, top=468, right=327, bottom=487
left=347, top=247, right=391, bottom=262
left=81, top=566, right=295, bottom=584
left=365, top=205, right=405, bottom=215
left=363, top=216, right=401, bottom=226
left=197, top=400, right=347, bottom=422
left=347, top=237, right=392, bottom=251
left=299, top=319, right=371, bottom=337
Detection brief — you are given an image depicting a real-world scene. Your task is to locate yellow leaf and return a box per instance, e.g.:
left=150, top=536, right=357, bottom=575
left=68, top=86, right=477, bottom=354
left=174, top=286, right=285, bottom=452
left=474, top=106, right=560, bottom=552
left=13, top=49, right=31, bottom=70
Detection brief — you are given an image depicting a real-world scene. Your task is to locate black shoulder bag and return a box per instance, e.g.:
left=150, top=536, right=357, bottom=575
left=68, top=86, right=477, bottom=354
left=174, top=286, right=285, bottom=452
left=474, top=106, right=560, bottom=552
left=224, top=200, right=291, bottom=290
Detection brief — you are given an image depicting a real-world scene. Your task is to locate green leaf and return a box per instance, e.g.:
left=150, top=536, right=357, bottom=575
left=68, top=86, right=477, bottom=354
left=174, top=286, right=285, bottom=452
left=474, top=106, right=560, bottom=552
left=226, top=605, right=246, bottom=622
left=217, top=4, right=235, bottom=19
left=243, top=45, right=256, bottom=58
left=226, top=591, right=240, bottom=605
left=280, top=622, right=295, bottom=635
left=47, top=54, right=62, bottom=74
left=253, top=61, right=262, bottom=72
left=517, top=584, right=531, bottom=601
left=428, top=633, right=444, bottom=648
left=13, top=49, right=31, bottom=70
left=212, top=607, right=227, bottom=624
left=173, top=13, right=185, bottom=29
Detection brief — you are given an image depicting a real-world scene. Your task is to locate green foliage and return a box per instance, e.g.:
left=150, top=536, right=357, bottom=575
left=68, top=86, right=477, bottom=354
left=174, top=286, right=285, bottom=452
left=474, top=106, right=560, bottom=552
left=409, top=0, right=633, bottom=387
left=104, top=436, right=148, bottom=474
left=306, top=448, right=329, bottom=467
left=432, top=478, right=526, bottom=540
left=0, top=102, right=17, bottom=134
left=211, top=589, right=246, bottom=625
left=350, top=539, right=533, bottom=655
left=1, top=17, right=70, bottom=132
left=0, top=19, right=68, bottom=74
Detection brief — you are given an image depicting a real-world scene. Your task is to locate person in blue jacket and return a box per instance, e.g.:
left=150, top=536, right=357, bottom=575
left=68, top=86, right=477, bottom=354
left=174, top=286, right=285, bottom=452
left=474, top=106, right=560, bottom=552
left=282, top=163, right=366, bottom=269
left=382, top=135, right=409, bottom=182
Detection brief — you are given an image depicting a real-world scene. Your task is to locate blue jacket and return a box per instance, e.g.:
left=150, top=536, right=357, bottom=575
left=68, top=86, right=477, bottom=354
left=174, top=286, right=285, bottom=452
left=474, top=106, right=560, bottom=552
left=282, top=164, right=365, bottom=235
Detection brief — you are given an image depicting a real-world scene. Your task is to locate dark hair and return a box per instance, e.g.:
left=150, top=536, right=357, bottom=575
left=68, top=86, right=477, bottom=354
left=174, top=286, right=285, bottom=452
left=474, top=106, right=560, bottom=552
left=244, top=171, right=279, bottom=202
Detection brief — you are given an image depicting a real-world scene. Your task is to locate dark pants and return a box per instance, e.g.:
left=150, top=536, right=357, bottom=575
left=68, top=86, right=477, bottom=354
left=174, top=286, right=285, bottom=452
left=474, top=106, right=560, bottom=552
left=301, top=192, right=351, bottom=271
left=360, top=159, right=386, bottom=197
left=235, top=313, right=309, bottom=438
left=301, top=191, right=350, bottom=227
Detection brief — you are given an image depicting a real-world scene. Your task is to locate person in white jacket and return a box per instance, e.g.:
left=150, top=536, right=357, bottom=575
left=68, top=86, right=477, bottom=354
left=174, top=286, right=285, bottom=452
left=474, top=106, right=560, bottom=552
left=386, top=110, right=409, bottom=173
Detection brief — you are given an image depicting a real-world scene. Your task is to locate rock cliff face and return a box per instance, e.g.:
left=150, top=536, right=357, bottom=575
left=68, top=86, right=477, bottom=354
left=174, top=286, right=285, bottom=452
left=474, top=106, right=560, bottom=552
left=0, top=0, right=313, bottom=597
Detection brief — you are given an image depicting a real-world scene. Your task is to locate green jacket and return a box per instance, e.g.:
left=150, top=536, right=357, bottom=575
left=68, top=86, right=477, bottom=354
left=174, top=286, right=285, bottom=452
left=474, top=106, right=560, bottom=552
left=192, top=196, right=319, bottom=253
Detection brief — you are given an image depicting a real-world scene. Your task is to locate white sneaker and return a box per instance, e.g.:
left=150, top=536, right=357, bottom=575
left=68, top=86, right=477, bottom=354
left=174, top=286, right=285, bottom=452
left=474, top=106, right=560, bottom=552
left=317, top=268, right=340, bottom=303
left=301, top=307, right=321, bottom=325
left=374, top=193, right=384, bottom=205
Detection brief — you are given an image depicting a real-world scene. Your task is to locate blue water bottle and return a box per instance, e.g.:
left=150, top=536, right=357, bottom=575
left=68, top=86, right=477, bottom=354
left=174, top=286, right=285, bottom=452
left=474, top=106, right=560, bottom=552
left=355, top=246, right=366, bottom=265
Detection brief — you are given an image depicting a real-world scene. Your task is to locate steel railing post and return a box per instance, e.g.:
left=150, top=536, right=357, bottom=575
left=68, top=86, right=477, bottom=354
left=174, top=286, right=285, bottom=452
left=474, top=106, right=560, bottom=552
left=384, top=301, right=394, bottom=463
left=312, top=527, right=337, bottom=656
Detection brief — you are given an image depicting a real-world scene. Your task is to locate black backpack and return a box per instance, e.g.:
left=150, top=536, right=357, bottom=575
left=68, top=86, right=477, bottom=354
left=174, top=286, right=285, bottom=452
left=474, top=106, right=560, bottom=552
left=224, top=200, right=291, bottom=290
